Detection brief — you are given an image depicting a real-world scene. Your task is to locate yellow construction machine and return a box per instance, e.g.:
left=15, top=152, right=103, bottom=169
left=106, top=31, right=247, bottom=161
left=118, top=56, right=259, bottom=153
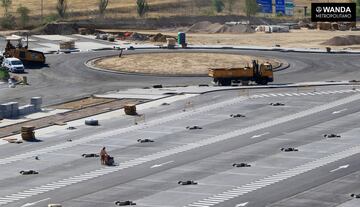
left=208, top=60, right=273, bottom=86
left=4, top=35, right=46, bottom=64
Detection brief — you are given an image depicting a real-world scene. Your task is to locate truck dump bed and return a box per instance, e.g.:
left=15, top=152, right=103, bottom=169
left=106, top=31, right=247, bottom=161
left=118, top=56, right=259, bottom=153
left=208, top=67, right=254, bottom=78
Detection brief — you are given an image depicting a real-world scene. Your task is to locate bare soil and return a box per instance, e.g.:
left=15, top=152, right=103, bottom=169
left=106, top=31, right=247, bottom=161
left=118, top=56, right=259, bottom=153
left=95, top=53, right=281, bottom=76
left=51, top=97, right=116, bottom=110
left=165, top=29, right=360, bottom=49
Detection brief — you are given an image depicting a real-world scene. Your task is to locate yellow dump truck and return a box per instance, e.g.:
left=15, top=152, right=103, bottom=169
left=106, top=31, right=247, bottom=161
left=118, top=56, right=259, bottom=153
left=208, top=60, right=273, bottom=86
left=4, top=35, right=46, bottom=65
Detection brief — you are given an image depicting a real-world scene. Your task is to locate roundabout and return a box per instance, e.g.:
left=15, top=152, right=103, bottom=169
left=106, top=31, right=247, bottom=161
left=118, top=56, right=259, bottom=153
left=92, top=52, right=281, bottom=76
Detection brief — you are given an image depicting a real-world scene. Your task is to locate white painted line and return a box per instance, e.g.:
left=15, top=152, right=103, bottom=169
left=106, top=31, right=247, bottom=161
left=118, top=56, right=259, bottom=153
left=20, top=198, right=50, bottom=207
left=332, top=108, right=348, bottom=114
left=185, top=145, right=360, bottom=207
left=236, top=202, right=249, bottom=207
left=330, top=164, right=349, bottom=173
left=150, top=160, right=174, bottom=168
left=251, top=132, right=269, bottom=139
left=1, top=94, right=360, bottom=206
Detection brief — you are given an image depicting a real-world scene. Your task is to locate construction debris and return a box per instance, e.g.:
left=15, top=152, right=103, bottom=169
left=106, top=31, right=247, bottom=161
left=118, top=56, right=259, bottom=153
left=256, top=25, right=289, bottom=33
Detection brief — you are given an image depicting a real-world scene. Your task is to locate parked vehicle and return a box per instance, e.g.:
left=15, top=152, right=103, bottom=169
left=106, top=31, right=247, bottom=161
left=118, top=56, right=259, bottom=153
left=208, top=60, right=273, bottom=86
left=2, top=57, right=25, bottom=73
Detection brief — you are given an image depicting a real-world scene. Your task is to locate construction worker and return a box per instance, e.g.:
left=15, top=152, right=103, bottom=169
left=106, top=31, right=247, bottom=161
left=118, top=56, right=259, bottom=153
left=100, top=147, right=108, bottom=165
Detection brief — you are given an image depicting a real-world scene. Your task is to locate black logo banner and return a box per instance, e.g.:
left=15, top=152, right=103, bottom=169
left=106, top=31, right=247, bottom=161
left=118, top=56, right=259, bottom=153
left=311, top=3, right=356, bottom=22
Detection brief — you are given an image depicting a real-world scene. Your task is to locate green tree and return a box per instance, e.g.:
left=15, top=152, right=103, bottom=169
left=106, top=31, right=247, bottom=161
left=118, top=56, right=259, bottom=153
left=17, top=5, right=30, bottom=28
left=244, top=0, right=258, bottom=18
left=99, top=0, right=109, bottom=17
left=212, top=0, right=224, bottom=13
left=357, top=0, right=360, bottom=16
left=227, top=0, right=236, bottom=14
left=1, top=0, right=15, bottom=29
left=136, top=0, right=149, bottom=17
left=1, top=0, right=11, bottom=13
left=56, top=0, right=67, bottom=18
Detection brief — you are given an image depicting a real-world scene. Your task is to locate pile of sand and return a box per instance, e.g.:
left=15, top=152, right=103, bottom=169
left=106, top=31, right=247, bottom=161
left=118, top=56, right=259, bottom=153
left=150, top=33, right=174, bottom=42
left=186, top=21, right=254, bottom=34
left=322, top=35, right=360, bottom=46
left=31, top=22, right=78, bottom=35
left=130, top=32, right=149, bottom=41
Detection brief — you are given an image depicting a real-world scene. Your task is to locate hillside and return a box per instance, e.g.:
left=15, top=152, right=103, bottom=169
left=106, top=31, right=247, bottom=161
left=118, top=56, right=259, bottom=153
left=1, top=0, right=316, bottom=20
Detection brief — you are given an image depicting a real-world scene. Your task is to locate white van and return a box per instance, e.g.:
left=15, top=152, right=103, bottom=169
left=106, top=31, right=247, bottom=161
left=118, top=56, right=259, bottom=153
left=2, top=57, right=25, bottom=73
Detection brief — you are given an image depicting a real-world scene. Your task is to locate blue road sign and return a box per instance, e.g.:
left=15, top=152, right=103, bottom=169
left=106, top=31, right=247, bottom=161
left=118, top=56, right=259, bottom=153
left=257, top=0, right=273, bottom=13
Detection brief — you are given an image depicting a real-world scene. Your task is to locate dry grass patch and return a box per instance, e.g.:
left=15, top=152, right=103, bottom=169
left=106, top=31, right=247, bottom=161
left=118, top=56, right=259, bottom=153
left=95, top=53, right=280, bottom=76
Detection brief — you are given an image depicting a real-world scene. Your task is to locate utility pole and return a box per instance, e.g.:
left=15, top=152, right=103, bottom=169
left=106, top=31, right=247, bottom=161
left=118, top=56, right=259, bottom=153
left=41, top=0, right=43, bottom=22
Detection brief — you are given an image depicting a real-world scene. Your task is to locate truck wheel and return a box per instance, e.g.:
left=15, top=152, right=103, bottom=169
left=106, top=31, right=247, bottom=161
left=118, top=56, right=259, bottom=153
left=258, top=79, right=268, bottom=85
left=241, top=81, right=249, bottom=86
left=220, top=79, right=231, bottom=86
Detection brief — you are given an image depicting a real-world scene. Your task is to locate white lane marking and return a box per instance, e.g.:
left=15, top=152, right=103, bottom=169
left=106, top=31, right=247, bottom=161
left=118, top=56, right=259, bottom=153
left=184, top=146, right=360, bottom=207
left=332, top=108, right=348, bottom=114
left=330, top=164, right=349, bottom=173
left=0, top=96, right=249, bottom=165
left=1, top=89, right=355, bottom=166
left=150, top=161, right=174, bottom=168
left=20, top=198, right=50, bottom=207
left=250, top=132, right=269, bottom=139
left=0, top=140, right=8, bottom=146
left=236, top=202, right=249, bottom=207
left=1, top=94, right=360, bottom=206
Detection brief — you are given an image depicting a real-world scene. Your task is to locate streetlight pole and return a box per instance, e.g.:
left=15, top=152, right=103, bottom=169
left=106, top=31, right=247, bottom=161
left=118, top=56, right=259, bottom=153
left=41, top=0, right=43, bottom=22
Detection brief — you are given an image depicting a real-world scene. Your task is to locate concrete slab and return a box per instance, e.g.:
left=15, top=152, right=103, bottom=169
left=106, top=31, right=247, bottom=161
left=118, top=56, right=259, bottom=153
left=33, top=35, right=76, bottom=41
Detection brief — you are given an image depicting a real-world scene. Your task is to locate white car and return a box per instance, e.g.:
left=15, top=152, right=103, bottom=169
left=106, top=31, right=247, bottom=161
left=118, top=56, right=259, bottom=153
left=2, top=57, right=25, bottom=73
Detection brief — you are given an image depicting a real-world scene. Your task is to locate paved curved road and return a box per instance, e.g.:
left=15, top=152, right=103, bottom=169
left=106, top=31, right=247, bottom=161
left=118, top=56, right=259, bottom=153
left=1, top=49, right=360, bottom=105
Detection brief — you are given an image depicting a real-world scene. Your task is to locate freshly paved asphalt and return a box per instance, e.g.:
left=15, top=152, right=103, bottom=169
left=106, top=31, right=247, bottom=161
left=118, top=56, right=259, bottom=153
left=1, top=87, right=360, bottom=207
left=0, top=49, right=360, bottom=105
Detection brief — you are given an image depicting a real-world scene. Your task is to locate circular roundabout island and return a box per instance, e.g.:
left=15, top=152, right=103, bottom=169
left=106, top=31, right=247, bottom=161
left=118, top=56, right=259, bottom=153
left=93, top=52, right=281, bottom=76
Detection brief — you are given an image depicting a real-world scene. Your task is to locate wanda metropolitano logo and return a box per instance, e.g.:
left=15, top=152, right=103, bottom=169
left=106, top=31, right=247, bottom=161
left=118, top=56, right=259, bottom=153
left=311, top=3, right=356, bottom=22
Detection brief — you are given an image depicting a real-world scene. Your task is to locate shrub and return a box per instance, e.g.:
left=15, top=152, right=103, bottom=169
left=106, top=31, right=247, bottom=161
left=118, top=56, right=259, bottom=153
left=17, top=5, right=30, bottom=28
left=0, top=67, right=10, bottom=81
left=212, top=0, right=224, bottom=13
left=1, top=13, right=16, bottom=29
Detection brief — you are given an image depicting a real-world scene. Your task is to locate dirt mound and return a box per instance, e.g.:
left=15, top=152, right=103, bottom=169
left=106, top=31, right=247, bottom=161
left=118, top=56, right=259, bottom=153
left=215, top=24, right=254, bottom=33
left=322, top=35, right=360, bottom=46
left=186, top=21, right=254, bottom=33
left=31, top=22, right=78, bottom=35
left=129, top=32, right=149, bottom=41
left=150, top=33, right=175, bottom=42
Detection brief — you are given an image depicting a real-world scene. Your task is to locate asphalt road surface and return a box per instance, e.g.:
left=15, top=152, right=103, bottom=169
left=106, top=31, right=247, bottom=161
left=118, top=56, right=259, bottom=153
left=1, top=49, right=360, bottom=105
left=2, top=86, right=360, bottom=207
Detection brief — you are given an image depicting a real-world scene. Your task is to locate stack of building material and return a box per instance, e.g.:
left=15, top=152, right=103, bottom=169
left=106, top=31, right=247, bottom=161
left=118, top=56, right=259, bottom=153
left=0, top=103, right=12, bottom=118
left=0, top=97, right=42, bottom=118
left=166, top=38, right=176, bottom=49
left=18, top=105, right=35, bottom=115
left=21, top=126, right=35, bottom=141
left=31, top=97, right=42, bottom=111
left=0, top=102, right=18, bottom=118
left=256, top=25, right=289, bottom=33
left=124, top=104, right=137, bottom=115
left=60, top=40, right=75, bottom=50
left=9, top=102, right=19, bottom=117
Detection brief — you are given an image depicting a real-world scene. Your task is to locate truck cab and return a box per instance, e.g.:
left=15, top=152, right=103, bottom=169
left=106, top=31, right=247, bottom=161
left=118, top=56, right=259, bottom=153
left=254, top=61, right=273, bottom=85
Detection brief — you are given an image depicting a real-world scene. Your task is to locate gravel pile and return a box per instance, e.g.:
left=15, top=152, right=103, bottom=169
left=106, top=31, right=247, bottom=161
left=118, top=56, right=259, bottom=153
left=322, top=35, right=360, bottom=46
left=186, top=21, right=254, bottom=34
